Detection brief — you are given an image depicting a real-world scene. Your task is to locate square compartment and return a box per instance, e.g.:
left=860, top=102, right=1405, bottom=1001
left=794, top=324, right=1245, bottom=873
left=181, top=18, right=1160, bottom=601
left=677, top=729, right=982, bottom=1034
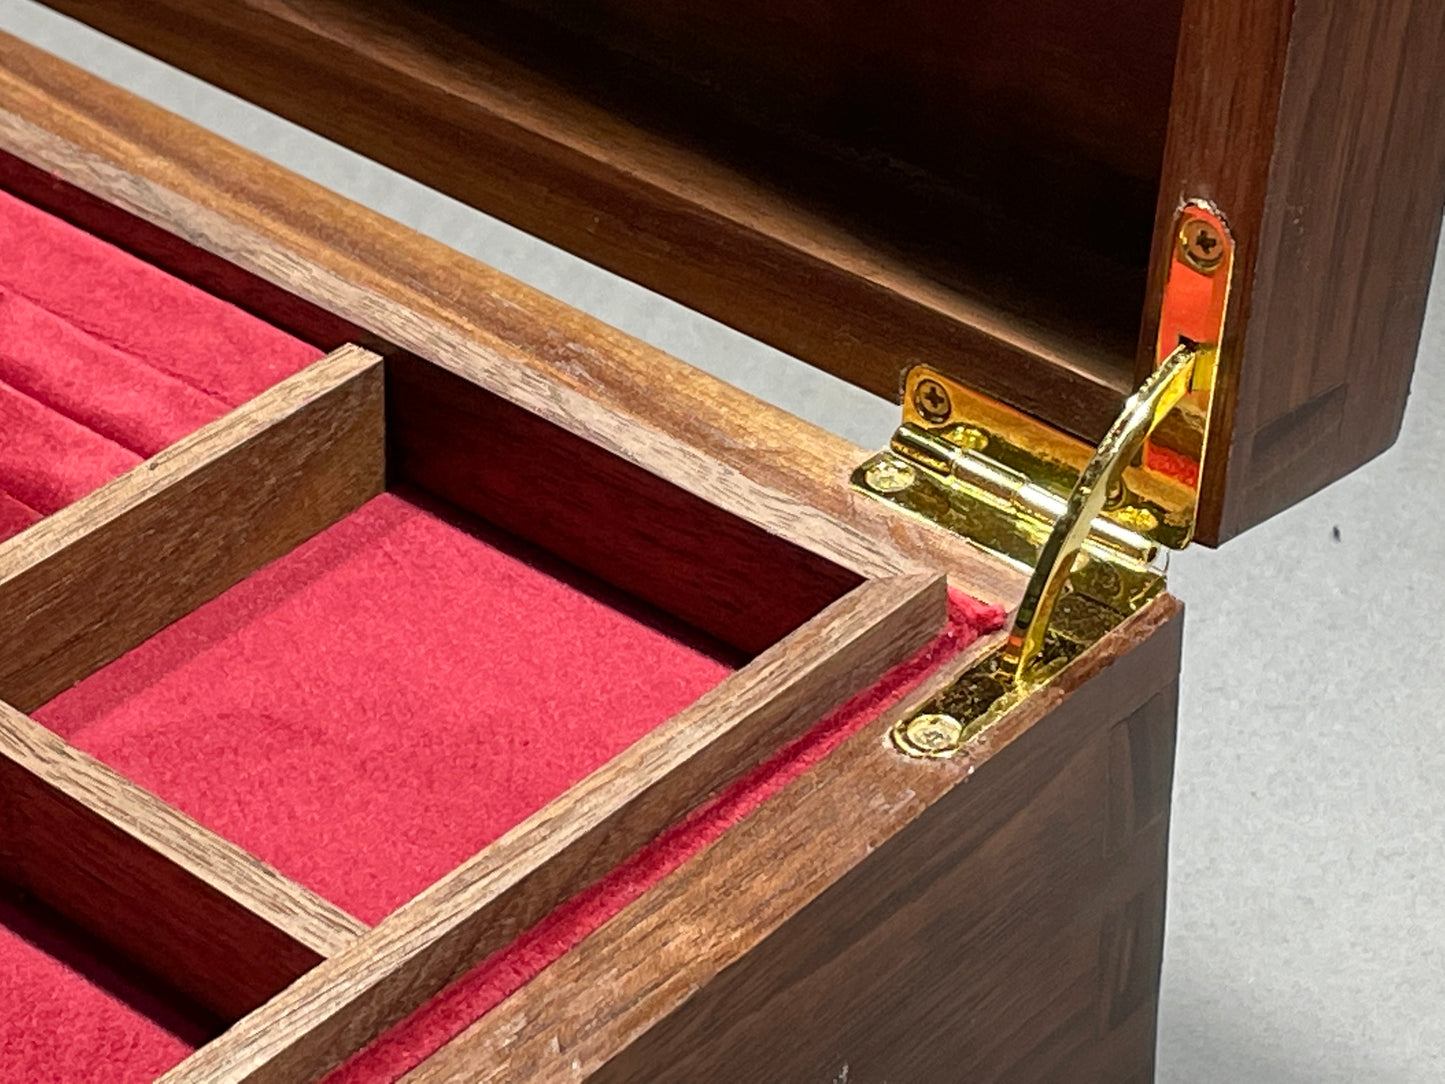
left=35, top=486, right=741, bottom=923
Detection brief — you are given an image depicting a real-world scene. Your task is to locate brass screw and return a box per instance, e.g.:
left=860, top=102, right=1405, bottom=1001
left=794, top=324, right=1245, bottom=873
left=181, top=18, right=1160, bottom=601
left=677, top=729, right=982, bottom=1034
left=1178, top=218, right=1225, bottom=273
left=912, top=378, right=953, bottom=423
left=891, top=713, right=964, bottom=758
left=864, top=459, right=916, bottom=494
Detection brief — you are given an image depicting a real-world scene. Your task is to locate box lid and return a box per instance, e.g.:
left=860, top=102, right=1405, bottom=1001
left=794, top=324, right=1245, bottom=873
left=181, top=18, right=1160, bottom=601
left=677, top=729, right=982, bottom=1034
left=39, top=0, right=1445, bottom=544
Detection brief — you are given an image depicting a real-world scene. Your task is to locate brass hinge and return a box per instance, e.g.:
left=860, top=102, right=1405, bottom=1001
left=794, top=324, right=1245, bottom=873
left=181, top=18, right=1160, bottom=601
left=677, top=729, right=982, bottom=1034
left=853, top=202, right=1235, bottom=757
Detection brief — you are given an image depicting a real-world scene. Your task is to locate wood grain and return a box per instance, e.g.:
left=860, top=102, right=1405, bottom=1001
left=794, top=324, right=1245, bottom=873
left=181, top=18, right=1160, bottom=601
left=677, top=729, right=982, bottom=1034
left=0, top=700, right=367, bottom=1021
left=159, top=571, right=947, bottom=1082
left=0, top=34, right=1024, bottom=607
left=1141, top=0, right=1445, bottom=542
left=35, top=1, right=1445, bottom=544
left=404, top=596, right=1183, bottom=1082
left=0, top=344, right=384, bottom=711
left=389, top=353, right=862, bottom=656
left=37, top=0, right=1137, bottom=438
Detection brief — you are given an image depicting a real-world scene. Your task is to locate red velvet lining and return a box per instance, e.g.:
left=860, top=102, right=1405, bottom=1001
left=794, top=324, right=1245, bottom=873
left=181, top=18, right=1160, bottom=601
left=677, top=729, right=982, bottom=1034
left=0, top=893, right=208, bottom=1083
left=36, top=491, right=738, bottom=924
left=0, top=188, right=320, bottom=535
left=329, top=589, right=1002, bottom=1083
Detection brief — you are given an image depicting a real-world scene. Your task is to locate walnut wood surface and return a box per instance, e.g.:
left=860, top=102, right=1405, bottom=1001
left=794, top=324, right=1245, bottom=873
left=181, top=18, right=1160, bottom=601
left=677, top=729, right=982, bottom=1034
left=1140, top=0, right=1445, bottom=541
left=0, top=344, right=384, bottom=711
left=35, top=0, right=1445, bottom=545
left=159, top=572, right=947, bottom=1082
left=0, top=701, right=367, bottom=1021
left=389, top=353, right=863, bottom=656
left=0, top=33, right=1025, bottom=610
left=33, top=0, right=1137, bottom=439
left=405, top=596, right=1183, bottom=1082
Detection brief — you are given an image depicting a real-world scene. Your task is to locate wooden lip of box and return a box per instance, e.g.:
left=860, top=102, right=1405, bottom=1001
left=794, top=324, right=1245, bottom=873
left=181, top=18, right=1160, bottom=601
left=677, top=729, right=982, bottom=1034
left=0, top=0, right=1442, bottom=1079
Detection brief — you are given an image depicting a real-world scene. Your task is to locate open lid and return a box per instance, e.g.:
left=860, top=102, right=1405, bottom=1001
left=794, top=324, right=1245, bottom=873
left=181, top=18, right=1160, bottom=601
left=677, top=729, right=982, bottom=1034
left=40, top=0, right=1445, bottom=544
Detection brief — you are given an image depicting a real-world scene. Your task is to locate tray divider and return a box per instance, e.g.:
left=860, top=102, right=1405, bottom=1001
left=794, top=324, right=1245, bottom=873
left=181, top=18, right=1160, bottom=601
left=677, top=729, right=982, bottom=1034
left=0, top=343, right=385, bottom=712
left=0, top=698, right=368, bottom=1021
left=159, top=569, right=947, bottom=1082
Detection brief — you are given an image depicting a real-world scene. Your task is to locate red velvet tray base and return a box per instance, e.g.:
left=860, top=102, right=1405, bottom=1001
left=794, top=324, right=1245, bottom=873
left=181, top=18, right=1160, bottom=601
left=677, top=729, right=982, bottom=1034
left=36, top=489, right=739, bottom=924
left=0, top=893, right=209, bottom=1084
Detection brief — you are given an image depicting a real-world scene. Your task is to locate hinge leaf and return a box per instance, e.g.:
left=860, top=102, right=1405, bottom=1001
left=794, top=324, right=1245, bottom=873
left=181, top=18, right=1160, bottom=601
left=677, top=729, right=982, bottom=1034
left=855, top=201, right=1235, bottom=757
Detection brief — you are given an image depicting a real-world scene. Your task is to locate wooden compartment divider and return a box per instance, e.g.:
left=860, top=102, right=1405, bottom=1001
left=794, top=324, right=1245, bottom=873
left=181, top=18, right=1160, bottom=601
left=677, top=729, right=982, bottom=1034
left=0, top=701, right=367, bottom=1021
left=159, top=570, right=947, bottom=1083
left=0, top=343, right=384, bottom=1024
left=0, top=344, right=385, bottom=712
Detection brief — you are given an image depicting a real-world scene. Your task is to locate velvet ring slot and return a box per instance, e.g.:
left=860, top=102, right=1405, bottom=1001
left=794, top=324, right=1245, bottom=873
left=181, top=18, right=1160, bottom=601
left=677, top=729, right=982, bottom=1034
left=0, top=344, right=948, bottom=1082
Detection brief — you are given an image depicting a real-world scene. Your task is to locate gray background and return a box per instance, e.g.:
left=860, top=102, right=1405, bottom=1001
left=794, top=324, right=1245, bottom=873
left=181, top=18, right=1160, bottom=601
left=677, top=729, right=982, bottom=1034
left=2, top=3, right=1440, bottom=1079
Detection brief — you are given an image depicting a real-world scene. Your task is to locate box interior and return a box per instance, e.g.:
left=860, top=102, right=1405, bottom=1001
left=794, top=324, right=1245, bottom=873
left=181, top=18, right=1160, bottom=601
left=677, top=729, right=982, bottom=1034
left=0, top=175, right=895, bottom=1079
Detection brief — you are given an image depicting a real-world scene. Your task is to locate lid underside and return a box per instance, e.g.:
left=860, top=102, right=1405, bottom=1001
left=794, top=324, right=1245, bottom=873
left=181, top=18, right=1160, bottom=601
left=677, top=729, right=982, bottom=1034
left=35, top=0, right=1445, bottom=546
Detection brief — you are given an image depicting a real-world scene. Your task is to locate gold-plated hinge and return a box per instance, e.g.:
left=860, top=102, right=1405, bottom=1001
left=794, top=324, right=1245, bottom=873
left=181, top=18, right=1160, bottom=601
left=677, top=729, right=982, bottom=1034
left=854, top=201, right=1235, bottom=757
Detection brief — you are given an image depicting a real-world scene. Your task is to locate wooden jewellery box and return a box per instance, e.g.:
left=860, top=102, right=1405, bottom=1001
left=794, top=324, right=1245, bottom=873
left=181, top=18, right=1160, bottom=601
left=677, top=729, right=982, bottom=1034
left=2, top=2, right=1443, bottom=1081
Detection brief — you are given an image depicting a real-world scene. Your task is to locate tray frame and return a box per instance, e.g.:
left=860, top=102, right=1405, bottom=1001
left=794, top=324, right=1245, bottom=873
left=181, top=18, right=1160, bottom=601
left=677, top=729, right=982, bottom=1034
left=0, top=335, right=949, bottom=1077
